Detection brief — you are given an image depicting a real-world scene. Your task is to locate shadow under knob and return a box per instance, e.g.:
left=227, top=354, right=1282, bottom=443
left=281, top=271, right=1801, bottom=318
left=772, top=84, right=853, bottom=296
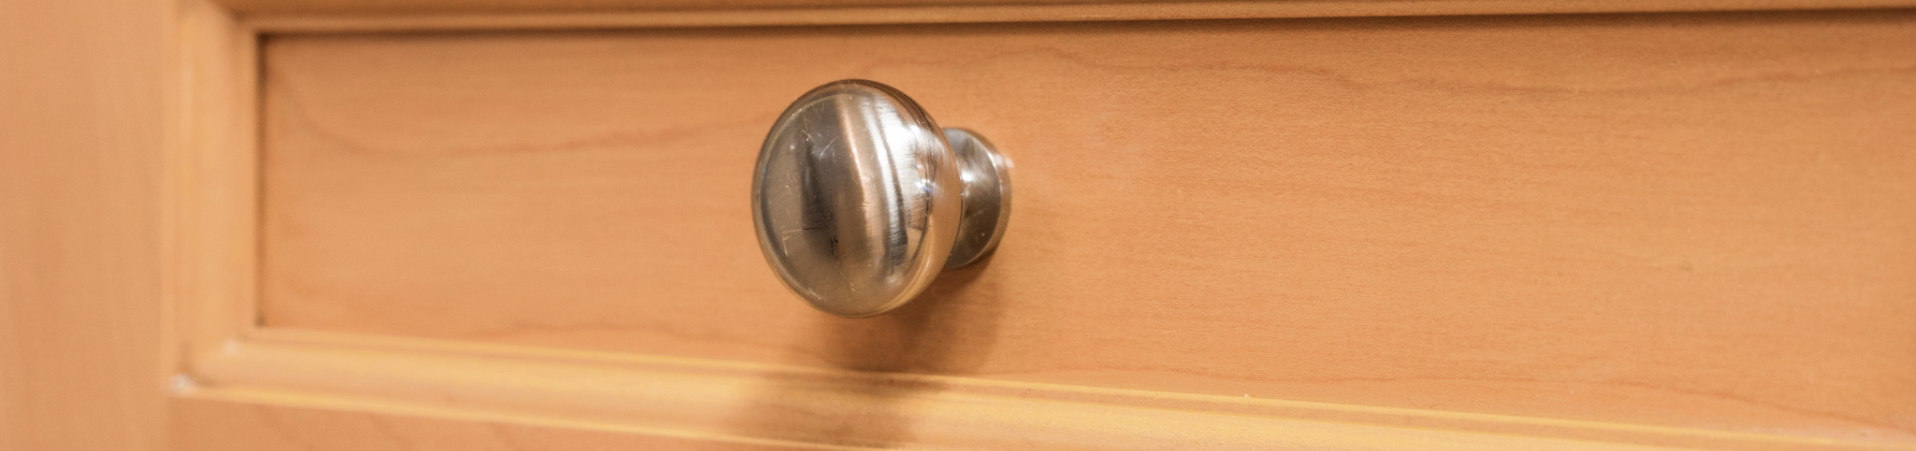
left=751, top=79, right=1012, bottom=318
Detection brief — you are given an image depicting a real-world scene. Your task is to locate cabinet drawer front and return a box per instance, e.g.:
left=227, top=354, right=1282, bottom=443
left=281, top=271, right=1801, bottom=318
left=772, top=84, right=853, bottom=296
left=258, top=13, right=1916, bottom=439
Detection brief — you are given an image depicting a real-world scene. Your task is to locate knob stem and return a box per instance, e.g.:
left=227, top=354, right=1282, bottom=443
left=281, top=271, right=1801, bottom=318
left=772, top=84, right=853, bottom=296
left=943, top=128, right=1012, bottom=268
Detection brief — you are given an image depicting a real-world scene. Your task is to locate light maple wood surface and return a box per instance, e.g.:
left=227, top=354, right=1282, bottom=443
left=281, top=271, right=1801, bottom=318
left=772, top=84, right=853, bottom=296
left=231, top=1, right=1916, bottom=34
left=170, top=397, right=827, bottom=451
left=215, top=0, right=1916, bottom=17
left=255, top=10, right=1916, bottom=443
left=0, top=0, right=172, bottom=450
left=171, top=329, right=1898, bottom=450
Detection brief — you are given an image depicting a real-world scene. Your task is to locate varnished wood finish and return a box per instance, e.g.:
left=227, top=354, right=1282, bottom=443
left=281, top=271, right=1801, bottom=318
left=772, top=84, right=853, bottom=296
left=175, top=0, right=263, bottom=362
left=256, top=11, right=1916, bottom=442
left=171, top=397, right=828, bottom=451
left=0, top=0, right=172, bottom=449
left=173, top=329, right=1899, bottom=450
left=218, top=0, right=1916, bottom=18
left=237, top=0, right=1916, bottom=33
left=8, top=0, right=1914, bottom=448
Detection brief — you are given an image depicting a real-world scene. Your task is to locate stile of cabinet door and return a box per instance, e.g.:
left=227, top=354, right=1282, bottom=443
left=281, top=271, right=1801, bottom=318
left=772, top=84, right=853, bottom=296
left=0, top=0, right=170, bottom=450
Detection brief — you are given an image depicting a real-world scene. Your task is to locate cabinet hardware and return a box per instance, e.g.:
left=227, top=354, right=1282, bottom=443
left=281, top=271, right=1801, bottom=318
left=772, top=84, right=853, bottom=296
left=752, top=79, right=1012, bottom=318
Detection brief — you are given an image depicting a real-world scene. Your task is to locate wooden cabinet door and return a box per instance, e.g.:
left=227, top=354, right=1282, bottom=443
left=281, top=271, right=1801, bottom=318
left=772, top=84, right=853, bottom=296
left=6, top=0, right=1916, bottom=450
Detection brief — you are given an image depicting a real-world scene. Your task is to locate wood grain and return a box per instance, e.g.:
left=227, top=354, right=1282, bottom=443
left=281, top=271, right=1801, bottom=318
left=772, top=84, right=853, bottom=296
left=171, top=395, right=833, bottom=451
left=174, top=329, right=1903, bottom=450
left=217, top=0, right=1916, bottom=18
left=178, top=388, right=1686, bottom=451
left=0, top=0, right=172, bottom=449
left=238, top=0, right=1916, bottom=33
left=258, top=11, right=1916, bottom=443
left=176, top=0, right=264, bottom=360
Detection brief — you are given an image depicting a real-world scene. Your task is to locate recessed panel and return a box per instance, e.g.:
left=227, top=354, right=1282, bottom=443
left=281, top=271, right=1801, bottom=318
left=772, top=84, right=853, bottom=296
left=259, top=13, right=1916, bottom=439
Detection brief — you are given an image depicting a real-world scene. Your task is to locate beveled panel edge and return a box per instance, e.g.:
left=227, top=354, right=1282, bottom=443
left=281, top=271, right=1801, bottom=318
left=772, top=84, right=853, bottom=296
left=171, top=329, right=1914, bottom=451
left=170, top=0, right=262, bottom=369
left=241, top=0, right=1916, bottom=33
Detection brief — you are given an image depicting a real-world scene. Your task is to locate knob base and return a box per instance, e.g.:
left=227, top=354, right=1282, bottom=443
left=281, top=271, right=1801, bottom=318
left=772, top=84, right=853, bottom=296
left=943, top=128, right=1012, bottom=268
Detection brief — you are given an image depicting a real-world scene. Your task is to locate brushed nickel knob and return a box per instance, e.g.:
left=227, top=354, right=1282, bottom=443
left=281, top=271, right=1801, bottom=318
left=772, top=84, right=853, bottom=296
left=752, top=80, right=1012, bottom=318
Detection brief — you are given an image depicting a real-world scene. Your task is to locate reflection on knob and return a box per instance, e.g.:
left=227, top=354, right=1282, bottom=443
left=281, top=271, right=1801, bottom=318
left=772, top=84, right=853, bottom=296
left=752, top=80, right=1012, bottom=318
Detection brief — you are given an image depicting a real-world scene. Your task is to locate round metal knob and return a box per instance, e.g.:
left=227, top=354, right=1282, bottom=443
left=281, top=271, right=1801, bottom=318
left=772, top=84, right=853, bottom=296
left=752, top=80, right=1012, bottom=318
